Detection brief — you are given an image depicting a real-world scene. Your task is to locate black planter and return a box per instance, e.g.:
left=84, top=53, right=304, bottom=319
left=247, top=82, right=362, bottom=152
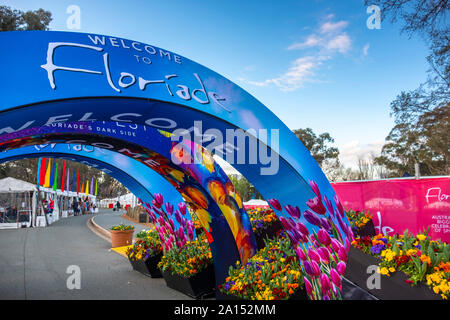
left=254, top=220, right=283, bottom=250
left=345, top=246, right=441, bottom=300
left=128, top=252, right=163, bottom=278
left=216, top=286, right=308, bottom=300
left=162, top=264, right=215, bottom=299
left=355, top=220, right=376, bottom=238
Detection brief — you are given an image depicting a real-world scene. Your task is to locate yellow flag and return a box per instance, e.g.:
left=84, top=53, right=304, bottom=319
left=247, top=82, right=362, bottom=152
left=44, top=158, right=51, bottom=188
left=85, top=179, right=89, bottom=195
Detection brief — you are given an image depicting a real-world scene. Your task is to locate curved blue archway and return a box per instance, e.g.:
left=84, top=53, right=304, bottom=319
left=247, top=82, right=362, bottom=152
left=0, top=31, right=353, bottom=297
left=0, top=143, right=183, bottom=206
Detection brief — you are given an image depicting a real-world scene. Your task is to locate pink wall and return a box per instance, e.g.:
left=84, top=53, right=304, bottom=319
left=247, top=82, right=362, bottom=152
left=332, top=177, right=450, bottom=243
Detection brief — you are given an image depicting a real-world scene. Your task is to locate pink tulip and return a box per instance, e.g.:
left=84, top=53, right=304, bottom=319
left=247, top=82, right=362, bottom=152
left=336, top=261, right=346, bottom=276
left=306, top=196, right=327, bottom=215
left=317, top=228, right=331, bottom=246
left=267, top=199, right=282, bottom=211
left=317, top=247, right=330, bottom=264
left=320, top=274, right=331, bottom=295
left=334, top=195, right=344, bottom=218
left=295, top=222, right=309, bottom=236
left=295, top=246, right=307, bottom=261
left=304, top=277, right=313, bottom=296
left=330, top=268, right=341, bottom=288
left=309, top=180, right=321, bottom=198
left=338, top=247, right=348, bottom=261
left=308, top=248, right=321, bottom=264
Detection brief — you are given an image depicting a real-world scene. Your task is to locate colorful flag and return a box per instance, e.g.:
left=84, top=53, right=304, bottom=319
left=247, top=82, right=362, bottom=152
left=95, top=179, right=98, bottom=196
left=66, top=168, right=70, bottom=193
left=81, top=175, right=85, bottom=194
left=61, top=160, right=66, bottom=192
left=36, top=158, right=42, bottom=187
left=85, top=179, right=89, bottom=196
left=90, top=177, right=94, bottom=195
left=44, top=158, right=51, bottom=188
left=50, top=160, right=55, bottom=188
left=39, top=158, right=47, bottom=186
left=53, top=162, right=58, bottom=191
left=76, top=168, right=80, bottom=194
left=72, top=170, right=76, bottom=192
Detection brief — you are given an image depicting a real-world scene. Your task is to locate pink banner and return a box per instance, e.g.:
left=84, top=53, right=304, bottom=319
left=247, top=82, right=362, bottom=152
left=331, top=177, right=450, bottom=243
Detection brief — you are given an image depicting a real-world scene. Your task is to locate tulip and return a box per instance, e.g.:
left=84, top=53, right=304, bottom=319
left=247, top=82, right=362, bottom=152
left=334, top=195, right=344, bottom=218
left=295, top=222, right=309, bottom=236
left=338, top=247, right=348, bottom=262
left=303, top=209, right=322, bottom=227
left=309, top=180, right=321, bottom=198
left=153, top=206, right=163, bottom=217
left=295, top=246, right=307, bottom=261
left=303, top=261, right=315, bottom=277
left=320, top=274, right=331, bottom=295
left=317, top=247, right=330, bottom=264
left=311, top=260, right=321, bottom=276
left=287, top=229, right=302, bottom=245
left=307, top=248, right=321, bottom=264
left=306, top=197, right=327, bottom=215
left=304, top=277, right=313, bottom=296
left=331, top=238, right=343, bottom=253
left=323, top=195, right=334, bottom=215
left=164, top=202, right=174, bottom=216
left=336, top=261, right=346, bottom=275
left=345, top=238, right=351, bottom=252
left=317, top=228, right=331, bottom=246
left=177, top=226, right=185, bottom=241
left=284, top=205, right=301, bottom=219
left=279, top=217, right=292, bottom=231
left=174, top=209, right=182, bottom=225
left=336, top=211, right=347, bottom=233
left=178, top=202, right=187, bottom=216
left=320, top=218, right=332, bottom=232
left=322, top=295, right=330, bottom=300
left=267, top=199, right=282, bottom=211
left=330, top=268, right=341, bottom=288
left=168, top=218, right=175, bottom=233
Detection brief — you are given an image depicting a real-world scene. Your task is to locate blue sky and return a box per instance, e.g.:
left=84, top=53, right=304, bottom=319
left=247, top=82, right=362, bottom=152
left=4, top=0, right=430, bottom=168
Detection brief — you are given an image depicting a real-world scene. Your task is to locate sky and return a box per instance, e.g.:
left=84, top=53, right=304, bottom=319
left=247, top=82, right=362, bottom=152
left=3, top=0, right=431, bottom=169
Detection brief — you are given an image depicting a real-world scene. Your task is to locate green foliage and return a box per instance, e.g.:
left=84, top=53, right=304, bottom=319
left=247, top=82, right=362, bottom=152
left=292, top=128, right=339, bottom=167
left=110, top=223, right=134, bottom=231
left=1, top=5, right=52, bottom=31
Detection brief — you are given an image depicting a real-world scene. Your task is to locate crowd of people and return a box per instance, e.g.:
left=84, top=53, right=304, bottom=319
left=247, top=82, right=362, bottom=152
left=72, top=198, right=97, bottom=216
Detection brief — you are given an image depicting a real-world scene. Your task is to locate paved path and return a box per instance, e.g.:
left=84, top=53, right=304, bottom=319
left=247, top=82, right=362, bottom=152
left=0, top=212, right=189, bottom=300
left=93, top=209, right=150, bottom=235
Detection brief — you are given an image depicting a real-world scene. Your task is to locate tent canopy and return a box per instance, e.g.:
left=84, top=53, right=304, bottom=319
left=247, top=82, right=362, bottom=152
left=0, top=177, right=36, bottom=193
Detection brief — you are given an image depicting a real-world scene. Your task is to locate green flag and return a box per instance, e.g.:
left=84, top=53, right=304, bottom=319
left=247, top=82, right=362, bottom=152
left=95, top=179, right=98, bottom=196
left=53, top=162, right=58, bottom=191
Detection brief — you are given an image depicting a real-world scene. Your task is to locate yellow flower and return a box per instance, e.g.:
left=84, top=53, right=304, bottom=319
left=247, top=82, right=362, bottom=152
left=417, top=234, right=427, bottom=241
left=389, top=267, right=396, bottom=273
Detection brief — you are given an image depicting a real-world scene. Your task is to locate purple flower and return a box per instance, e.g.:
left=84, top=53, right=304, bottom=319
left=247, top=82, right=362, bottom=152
left=303, top=209, right=322, bottom=227
left=153, top=193, right=163, bottom=208
left=304, top=277, right=313, bottom=295
left=320, top=274, right=331, bottom=295
left=306, top=196, right=327, bottom=215
left=308, top=248, right=321, bottom=264
left=295, top=222, right=309, bottom=236
left=334, top=195, right=344, bottom=218
left=174, top=209, right=182, bottom=225
left=323, top=195, right=334, bottom=216
left=338, top=247, right=348, bottom=262
left=279, top=217, right=292, bottom=231
left=178, top=202, right=187, bottom=216
left=336, top=261, right=346, bottom=276
left=317, top=247, right=330, bottom=264
left=309, top=180, right=321, bottom=198
left=303, top=261, right=315, bottom=277
left=295, top=246, right=307, bottom=261
left=164, top=202, right=174, bottom=216
left=320, top=218, right=332, bottom=232
left=267, top=198, right=282, bottom=211
left=371, top=244, right=385, bottom=255
left=330, top=268, right=341, bottom=288
left=284, top=205, right=301, bottom=219
left=311, top=260, right=321, bottom=276
left=331, top=238, right=343, bottom=253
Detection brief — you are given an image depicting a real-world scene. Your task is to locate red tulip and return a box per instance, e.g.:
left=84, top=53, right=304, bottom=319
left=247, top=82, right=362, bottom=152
left=267, top=199, right=282, bottom=211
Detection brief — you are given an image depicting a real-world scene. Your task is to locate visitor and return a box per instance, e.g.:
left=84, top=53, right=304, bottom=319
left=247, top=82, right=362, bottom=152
left=116, top=200, right=121, bottom=212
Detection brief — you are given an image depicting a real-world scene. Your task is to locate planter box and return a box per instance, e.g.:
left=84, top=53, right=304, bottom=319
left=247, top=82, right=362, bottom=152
left=254, top=220, right=283, bottom=249
left=110, top=229, right=134, bottom=248
left=345, top=246, right=441, bottom=300
left=128, top=252, right=163, bottom=278
left=355, top=220, right=376, bottom=238
left=162, top=264, right=215, bottom=299
left=216, top=286, right=308, bottom=300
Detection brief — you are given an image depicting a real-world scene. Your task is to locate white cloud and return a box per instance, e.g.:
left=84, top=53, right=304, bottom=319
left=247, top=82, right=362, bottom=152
left=246, top=56, right=327, bottom=91
left=320, top=20, right=348, bottom=34
left=325, top=33, right=351, bottom=53
left=339, top=140, right=384, bottom=168
left=363, top=43, right=370, bottom=56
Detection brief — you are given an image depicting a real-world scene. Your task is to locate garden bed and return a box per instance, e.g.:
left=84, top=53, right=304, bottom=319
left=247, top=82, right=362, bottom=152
left=128, top=252, right=163, bottom=278
left=162, top=264, right=216, bottom=299
left=345, top=246, right=441, bottom=300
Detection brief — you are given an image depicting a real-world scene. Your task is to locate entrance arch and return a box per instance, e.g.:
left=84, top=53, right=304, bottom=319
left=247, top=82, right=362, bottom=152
left=0, top=31, right=352, bottom=294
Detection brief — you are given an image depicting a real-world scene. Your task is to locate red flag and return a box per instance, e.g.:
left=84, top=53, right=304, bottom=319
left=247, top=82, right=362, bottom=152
left=39, top=158, right=47, bottom=186
left=76, top=168, right=80, bottom=194
left=61, top=160, right=66, bottom=192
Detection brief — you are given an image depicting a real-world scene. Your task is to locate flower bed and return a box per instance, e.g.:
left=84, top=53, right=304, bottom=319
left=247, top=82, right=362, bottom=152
left=110, top=224, right=134, bottom=248
left=248, top=208, right=283, bottom=249
left=218, top=236, right=307, bottom=300
left=346, top=209, right=376, bottom=237
left=158, top=235, right=215, bottom=298
left=349, top=229, right=449, bottom=300
left=126, top=228, right=163, bottom=278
